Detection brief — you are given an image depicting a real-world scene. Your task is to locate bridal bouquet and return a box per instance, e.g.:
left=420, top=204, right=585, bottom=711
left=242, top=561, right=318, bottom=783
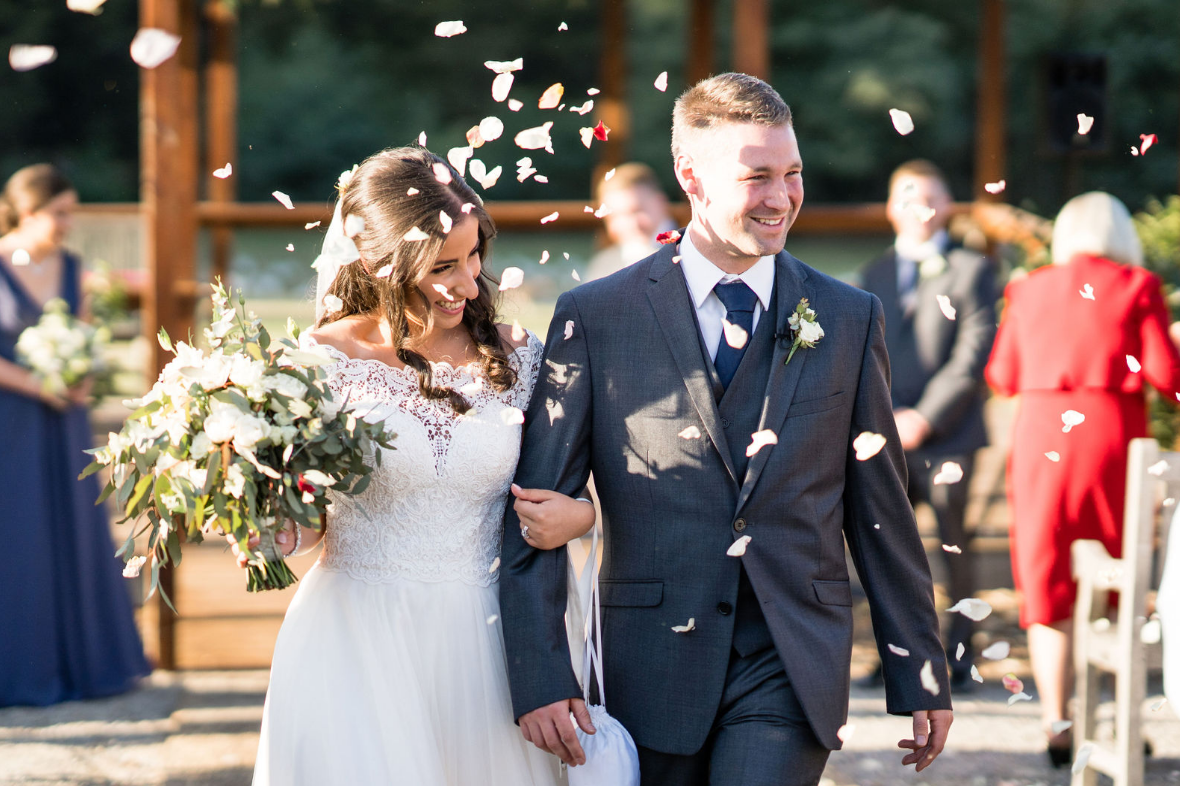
left=16, top=297, right=110, bottom=398
left=82, top=281, right=395, bottom=600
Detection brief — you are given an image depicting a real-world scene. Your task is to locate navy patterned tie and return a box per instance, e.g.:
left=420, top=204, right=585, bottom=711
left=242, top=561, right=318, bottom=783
left=713, top=280, right=759, bottom=389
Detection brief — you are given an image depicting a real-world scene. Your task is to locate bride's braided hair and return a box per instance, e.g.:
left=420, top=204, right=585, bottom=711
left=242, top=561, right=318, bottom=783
left=317, top=146, right=516, bottom=413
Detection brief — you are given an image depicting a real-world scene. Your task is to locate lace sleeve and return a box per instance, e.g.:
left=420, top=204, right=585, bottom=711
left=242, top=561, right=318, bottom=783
left=508, top=329, right=545, bottom=412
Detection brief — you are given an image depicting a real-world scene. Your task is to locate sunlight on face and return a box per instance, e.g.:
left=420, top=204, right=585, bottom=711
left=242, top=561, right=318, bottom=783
left=414, top=216, right=482, bottom=333
left=21, top=190, right=77, bottom=249
left=675, top=122, right=803, bottom=268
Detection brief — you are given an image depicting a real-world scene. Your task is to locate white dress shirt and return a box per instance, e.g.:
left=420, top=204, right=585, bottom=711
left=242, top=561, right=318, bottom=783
left=679, top=227, right=776, bottom=361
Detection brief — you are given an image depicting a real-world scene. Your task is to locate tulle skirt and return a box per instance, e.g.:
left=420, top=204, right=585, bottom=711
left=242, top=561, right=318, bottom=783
left=253, top=563, right=562, bottom=785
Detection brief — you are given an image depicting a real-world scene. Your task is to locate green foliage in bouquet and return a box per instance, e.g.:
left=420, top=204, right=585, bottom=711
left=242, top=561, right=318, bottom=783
left=16, top=297, right=110, bottom=398
left=1135, top=196, right=1180, bottom=449
left=82, top=281, right=396, bottom=602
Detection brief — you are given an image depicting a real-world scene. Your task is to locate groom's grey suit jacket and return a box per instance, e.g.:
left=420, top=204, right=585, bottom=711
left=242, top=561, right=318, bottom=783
left=500, top=241, right=952, bottom=755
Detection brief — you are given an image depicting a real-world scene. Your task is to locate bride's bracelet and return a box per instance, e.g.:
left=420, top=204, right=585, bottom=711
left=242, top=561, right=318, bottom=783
left=288, top=521, right=302, bottom=557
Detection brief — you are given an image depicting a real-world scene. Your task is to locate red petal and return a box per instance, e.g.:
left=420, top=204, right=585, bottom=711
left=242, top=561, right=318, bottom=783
left=656, top=229, right=681, bottom=245
left=592, top=120, right=610, bottom=141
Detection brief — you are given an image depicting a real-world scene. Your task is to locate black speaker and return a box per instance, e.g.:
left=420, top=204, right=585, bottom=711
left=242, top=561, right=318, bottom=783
left=1042, top=53, right=1108, bottom=154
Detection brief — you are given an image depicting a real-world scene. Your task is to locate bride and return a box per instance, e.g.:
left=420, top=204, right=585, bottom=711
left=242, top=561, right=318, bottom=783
left=249, top=146, right=596, bottom=785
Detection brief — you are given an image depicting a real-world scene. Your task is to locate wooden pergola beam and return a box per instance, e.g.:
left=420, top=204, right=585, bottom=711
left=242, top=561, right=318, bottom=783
left=975, top=0, right=1007, bottom=201
left=686, top=0, right=715, bottom=86
left=732, top=0, right=770, bottom=79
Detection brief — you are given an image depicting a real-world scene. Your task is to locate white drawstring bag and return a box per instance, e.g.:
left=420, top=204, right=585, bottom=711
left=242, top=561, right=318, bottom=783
left=567, top=527, right=640, bottom=786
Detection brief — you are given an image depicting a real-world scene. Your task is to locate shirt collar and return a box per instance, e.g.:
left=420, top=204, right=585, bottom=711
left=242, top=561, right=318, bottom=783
left=679, top=225, right=776, bottom=311
left=894, top=228, right=949, bottom=264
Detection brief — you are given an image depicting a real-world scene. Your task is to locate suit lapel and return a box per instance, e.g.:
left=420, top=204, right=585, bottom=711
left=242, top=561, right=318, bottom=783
left=735, top=251, right=813, bottom=512
left=646, top=244, right=739, bottom=486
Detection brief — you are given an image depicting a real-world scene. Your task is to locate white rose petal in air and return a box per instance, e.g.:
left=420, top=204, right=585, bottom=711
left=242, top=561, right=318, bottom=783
left=570, top=101, right=594, bottom=115
left=540, top=211, right=559, bottom=224
left=501, top=407, right=525, bottom=426
left=344, top=214, right=365, bottom=238
left=932, top=461, right=963, bottom=485
left=304, top=221, right=320, bottom=230
left=572, top=270, right=581, bottom=282
left=1046, top=451, right=1061, bottom=462
left=487, top=614, right=499, bottom=625
left=1049, top=720, right=1073, bottom=736
left=492, top=73, right=515, bottom=102
left=671, top=618, right=695, bottom=633
left=538, top=83, right=564, bottom=109
left=970, top=664, right=983, bottom=682
left=836, top=724, right=856, bottom=743
left=469, top=160, right=502, bottom=190
left=853, top=431, right=887, bottom=461
left=654, top=71, right=668, bottom=92
left=887, top=643, right=910, bottom=657
left=889, top=108, right=915, bottom=135
left=434, top=20, right=467, bottom=37
left=722, top=319, right=749, bottom=350
left=1077, top=114, right=1095, bottom=135
left=1080, top=283, right=1096, bottom=300
left=955, top=642, right=966, bottom=661
left=1151, top=698, right=1169, bottom=712
left=68, top=0, right=108, bottom=13
left=539, top=250, right=550, bottom=264
left=432, top=284, right=454, bottom=301
left=461, top=203, right=475, bottom=214
left=403, top=226, right=430, bottom=242
left=1127, top=355, right=1142, bottom=373
left=322, top=294, right=343, bottom=314
left=579, top=127, right=595, bottom=148
left=984, top=180, right=1006, bottom=194
left=498, top=267, right=525, bottom=291
left=943, top=544, right=962, bottom=554
left=604, top=168, right=616, bottom=182
left=439, top=211, right=453, bottom=234
left=936, top=294, right=957, bottom=320
left=272, top=191, right=294, bottom=210
left=10, top=248, right=30, bottom=266
left=920, top=660, right=940, bottom=695
left=432, top=162, right=452, bottom=185
left=213, top=164, right=232, bottom=179
left=1008, top=692, right=1032, bottom=706
left=558, top=21, right=568, bottom=31
left=485, top=58, right=524, bottom=74
left=587, top=87, right=601, bottom=95
left=727, top=535, right=752, bottom=557
left=447, top=146, right=473, bottom=176
left=130, top=28, right=182, bottom=69
left=508, top=98, right=523, bottom=112
left=563, top=320, right=574, bottom=340
left=678, top=425, right=701, bottom=440
left=478, top=116, right=504, bottom=142
left=374, top=264, right=394, bottom=278
left=947, top=597, right=993, bottom=621
left=1061, top=410, right=1085, bottom=433
left=1072, top=742, right=1095, bottom=775
left=982, top=641, right=1010, bottom=660
left=285, top=244, right=294, bottom=252
left=515, top=122, right=555, bottom=153
left=746, top=430, right=778, bottom=458
left=488, top=556, right=500, bottom=573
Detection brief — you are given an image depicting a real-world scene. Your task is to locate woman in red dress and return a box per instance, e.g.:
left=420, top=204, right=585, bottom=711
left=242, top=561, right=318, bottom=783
left=985, top=192, right=1180, bottom=763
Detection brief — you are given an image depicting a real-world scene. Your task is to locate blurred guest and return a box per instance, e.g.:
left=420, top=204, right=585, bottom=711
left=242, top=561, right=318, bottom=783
left=0, top=164, right=149, bottom=707
left=856, top=160, right=996, bottom=689
left=985, top=192, right=1180, bottom=765
left=585, top=163, right=676, bottom=281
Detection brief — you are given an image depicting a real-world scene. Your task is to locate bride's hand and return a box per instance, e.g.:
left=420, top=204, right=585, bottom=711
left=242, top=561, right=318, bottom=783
left=511, top=484, right=596, bottom=550
left=226, top=522, right=297, bottom=568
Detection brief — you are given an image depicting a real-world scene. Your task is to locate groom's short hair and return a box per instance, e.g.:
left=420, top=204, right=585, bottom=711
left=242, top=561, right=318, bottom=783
left=671, top=73, right=792, bottom=159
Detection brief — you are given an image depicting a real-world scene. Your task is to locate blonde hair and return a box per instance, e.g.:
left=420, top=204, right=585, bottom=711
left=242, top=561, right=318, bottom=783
left=595, top=162, right=665, bottom=205
left=671, top=73, right=791, bottom=159
left=1, top=164, right=74, bottom=235
left=1051, top=191, right=1143, bottom=267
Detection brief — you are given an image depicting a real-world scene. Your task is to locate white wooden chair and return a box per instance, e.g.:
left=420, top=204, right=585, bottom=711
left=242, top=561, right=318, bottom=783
left=1071, top=437, right=1171, bottom=786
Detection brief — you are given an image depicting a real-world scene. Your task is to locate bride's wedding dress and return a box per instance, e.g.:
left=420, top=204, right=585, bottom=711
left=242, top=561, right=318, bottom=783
left=253, top=332, right=561, bottom=786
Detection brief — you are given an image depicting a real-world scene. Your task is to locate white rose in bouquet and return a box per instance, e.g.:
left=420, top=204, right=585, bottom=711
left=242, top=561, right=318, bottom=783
left=16, top=298, right=108, bottom=397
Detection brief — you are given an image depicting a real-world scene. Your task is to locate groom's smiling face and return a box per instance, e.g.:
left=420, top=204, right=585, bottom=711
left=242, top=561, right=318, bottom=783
left=675, top=121, right=804, bottom=271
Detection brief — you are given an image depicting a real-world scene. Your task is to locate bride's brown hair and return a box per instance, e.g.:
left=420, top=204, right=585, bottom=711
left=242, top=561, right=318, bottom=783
left=318, top=146, right=516, bottom=413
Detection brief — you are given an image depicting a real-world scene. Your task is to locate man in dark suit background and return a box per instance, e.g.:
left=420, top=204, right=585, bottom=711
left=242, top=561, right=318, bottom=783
left=856, top=160, right=997, bottom=688
left=501, top=75, right=954, bottom=786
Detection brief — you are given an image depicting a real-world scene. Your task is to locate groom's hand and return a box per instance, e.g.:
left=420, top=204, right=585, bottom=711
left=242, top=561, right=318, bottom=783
left=519, top=698, right=596, bottom=766
left=898, top=709, right=952, bottom=772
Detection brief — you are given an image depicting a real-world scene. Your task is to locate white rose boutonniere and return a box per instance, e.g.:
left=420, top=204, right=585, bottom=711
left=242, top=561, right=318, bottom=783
left=919, top=254, right=948, bottom=280
left=786, top=298, right=824, bottom=366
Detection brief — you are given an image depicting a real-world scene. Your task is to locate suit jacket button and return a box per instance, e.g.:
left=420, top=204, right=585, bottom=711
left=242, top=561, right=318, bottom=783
left=717, top=602, right=733, bottom=615
left=733, top=518, right=747, bottom=533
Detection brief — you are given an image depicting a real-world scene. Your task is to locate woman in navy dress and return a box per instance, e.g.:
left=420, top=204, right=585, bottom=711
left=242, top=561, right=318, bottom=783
left=0, top=164, right=149, bottom=706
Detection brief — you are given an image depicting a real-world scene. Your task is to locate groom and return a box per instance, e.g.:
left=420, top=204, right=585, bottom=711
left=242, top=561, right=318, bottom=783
left=500, top=73, right=953, bottom=785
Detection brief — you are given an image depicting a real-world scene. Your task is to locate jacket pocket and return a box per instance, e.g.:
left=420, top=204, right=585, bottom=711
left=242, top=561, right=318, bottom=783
left=812, top=579, right=852, bottom=607
left=599, top=580, right=664, bottom=608
left=786, top=391, right=845, bottom=418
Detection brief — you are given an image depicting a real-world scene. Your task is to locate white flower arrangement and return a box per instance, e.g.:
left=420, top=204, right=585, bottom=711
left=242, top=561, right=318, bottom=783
left=785, top=298, right=824, bottom=366
left=82, top=280, right=396, bottom=598
left=16, top=298, right=109, bottom=397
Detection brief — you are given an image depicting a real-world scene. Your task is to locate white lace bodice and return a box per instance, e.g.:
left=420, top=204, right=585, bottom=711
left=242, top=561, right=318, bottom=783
left=301, top=331, right=544, bottom=587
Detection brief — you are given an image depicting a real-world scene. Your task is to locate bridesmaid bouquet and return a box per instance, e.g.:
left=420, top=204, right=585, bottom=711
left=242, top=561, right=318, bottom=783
left=16, top=297, right=110, bottom=397
left=82, top=281, right=395, bottom=600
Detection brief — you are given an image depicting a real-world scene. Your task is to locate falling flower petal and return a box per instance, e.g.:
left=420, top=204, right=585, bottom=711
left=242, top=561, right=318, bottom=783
left=1077, top=114, right=1094, bottom=135
left=515, top=122, right=555, bottom=153
left=948, top=597, right=993, bottom=621
left=68, top=0, right=108, bottom=13
left=564, top=320, right=574, bottom=340
left=130, top=28, right=181, bottom=69
left=654, top=71, right=668, bottom=92
left=853, top=432, right=887, bottom=461
left=889, top=108, right=915, bottom=135
left=1151, top=698, right=1168, bottom=712
left=1127, top=355, right=1141, bottom=373
left=432, top=284, right=453, bottom=301
left=933, top=461, right=963, bottom=485
left=487, top=614, right=499, bottom=625
left=461, top=203, right=474, bottom=214
left=1072, top=742, right=1095, bottom=775
left=558, top=21, right=568, bottom=31
left=212, top=164, right=232, bottom=179
left=1002, top=673, right=1024, bottom=693
left=344, top=214, right=365, bottom=238
left=11, top=249, right=31, bottom=266
left=727, top=535, right=752, bottom=557
left=516, top=157, right=537, bottom=182
left=540, top=211, right=559, bottom=224
left=466, top=126, right=485, bottom=148
left=563, top=252, right=570, bottom=260
left=407, top=187, right=420, bottom=196
left=469, top=160, right=502, bottom=189
left=587, top=87, right=600, bottom=96
left=579, top=127, right=595, bottom=148
left=432, top=162, right=452, bottom=184
left=322, top=294, right=343, bottom=314
left=943, top=544, right=963, bottom=554
left=439, top=211, right=453, bottom=234
left=478, top=116, right=504, bottom=143
left=539, top=250, right=550, bottom=264
left=955, top=642, right=965, bottom=661
left=285, top=244, right=294, bottom=252
left=1061, top=410, right=1085, bottom=433
left=272, top=191, right=294, bottom=210
left=1148, top=460, right=1169, bottom=477
left=593, top=120, right=610, bottom=141
left=434, top=20, right=467, bottom=37
left=492, top=73, right=514, bottom=102
left=678, top=425, right=701, bottom=440
left=911, top=204, right=937, bottom=223
left=488, top=556, right=500, bottom=573
left=984, top=180, right=1006, bottom=194
left=499, top=267, right=524, bottom=291
left=656, top=230, right=681, bottom=245
left=1051, top=720, right=1073, bottom=734
left=1008, top=692, right=1032, bottom=705
left=920, top=660, right=940, bottom=695
left=572, top=270, right=581, bottom=282
left=1046, top=451, right=1060, bottom=462
left=837, top=724, right=856, bottom=743
left=971, top=664, right=983, bottom=682
left=594, top=203, right=612, bottom=218
left=982, top=641, right=1010, bottom=660
left=604, top=168, right=617, bottom=182
left=484, top=58, right=523, bottom=74
left=304, top=221, right=320, bottom=230
left=1139, top=133, right=1158, bottom=155
left=888, top=643, right=910, bottom=657
left=403, top=226, right=430, bottom=242
left=501, top=407, right=525, bottom=426
left=508, top=98, right=523, bottom=112
left=723, top=319, right=749, bottom=350
left=570, top=101, right=595, bottom=115
left=539, top=83, right=565, bottom=109
left=746, top=430, right=778, bottom=458
left=1080, top=283, right=1096, bottom=300
left=374, top=264, right=393, bottom=278
left=447, top=146, right=473, bottom=176
left=936, top=294, right=956, bottom=320
left=671, top=618, right=695, bottom=633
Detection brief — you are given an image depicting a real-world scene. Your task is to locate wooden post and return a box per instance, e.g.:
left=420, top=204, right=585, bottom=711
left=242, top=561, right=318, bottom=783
left=204, top=0, right=237, bottom=288
left=139, top=0, right=200, bottom=670
left=975, top=0, right=1007, bottom=201
left=595, top=0, right=629, bottom=180
left=732, top=0, right=770, bottom=80
left=686, top=0, right=715, bottom=86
